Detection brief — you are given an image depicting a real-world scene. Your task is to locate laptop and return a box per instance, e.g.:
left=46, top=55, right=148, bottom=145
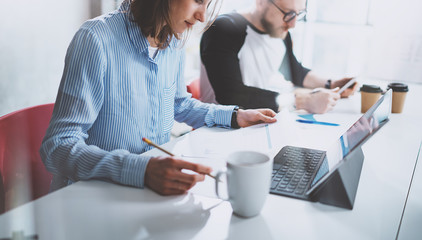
left=270, top=89, right=392, bottom=205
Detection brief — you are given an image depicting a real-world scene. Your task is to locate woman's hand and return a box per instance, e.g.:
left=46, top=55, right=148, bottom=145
left=145, top=156, right=212, bottom=195
left=236, top=109, right=277, bottom=128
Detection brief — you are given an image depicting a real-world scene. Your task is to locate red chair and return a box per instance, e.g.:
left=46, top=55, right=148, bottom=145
left=0, top=103, right=54, bottom=214
left=187, top=78, right=200, bottom=100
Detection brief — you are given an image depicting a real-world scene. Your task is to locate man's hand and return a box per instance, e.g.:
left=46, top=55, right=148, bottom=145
left=236, top=109, right=277, bottom=128
left=145, top=156, right=212, bottom=195
left=332, top=77, right=358, bottom=98
left=295, top=88, right=340, bottom=114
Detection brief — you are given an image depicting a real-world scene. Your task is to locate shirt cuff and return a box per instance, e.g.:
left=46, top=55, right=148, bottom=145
left=120, top=154, right=151, bottom=188
left=205, top=105, right=236, bottom=128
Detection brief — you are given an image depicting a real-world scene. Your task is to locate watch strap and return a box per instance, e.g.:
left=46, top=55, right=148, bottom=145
left=231, top=106, right=240, bottom=129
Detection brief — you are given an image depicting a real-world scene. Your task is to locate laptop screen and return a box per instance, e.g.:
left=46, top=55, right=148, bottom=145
left=307, top=89, right=392, bottom=194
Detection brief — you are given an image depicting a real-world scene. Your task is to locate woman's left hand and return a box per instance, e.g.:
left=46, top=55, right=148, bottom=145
left=236, top=109, right=277, bottom=128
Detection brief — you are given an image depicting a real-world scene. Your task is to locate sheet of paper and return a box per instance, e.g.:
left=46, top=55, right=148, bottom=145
left=172, top=123, right=271, bottom=159
left=174, top=125, right=273, bottom=198
left=182, top=155, right=227, bottom=198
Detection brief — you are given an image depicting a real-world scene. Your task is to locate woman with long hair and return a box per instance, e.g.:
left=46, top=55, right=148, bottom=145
left=41, top=0, right=276, bottom=195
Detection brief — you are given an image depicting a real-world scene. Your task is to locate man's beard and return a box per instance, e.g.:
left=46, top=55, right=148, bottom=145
left=260, top=11, right=288, bottom=39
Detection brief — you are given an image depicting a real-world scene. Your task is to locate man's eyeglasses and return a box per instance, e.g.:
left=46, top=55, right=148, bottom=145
left=268, top=0, right=307, bottom=23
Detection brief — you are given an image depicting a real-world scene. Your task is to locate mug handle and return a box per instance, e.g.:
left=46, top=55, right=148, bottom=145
left=215, top=171, right=228, bottom=201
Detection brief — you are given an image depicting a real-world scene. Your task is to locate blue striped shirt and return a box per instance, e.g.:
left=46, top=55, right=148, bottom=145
left=40, top=2, right=235, bottom=191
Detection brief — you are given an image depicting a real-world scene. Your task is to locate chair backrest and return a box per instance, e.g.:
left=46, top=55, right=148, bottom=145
left=0, top=103, right=54, bottom=214
left=187, top=78, right=200, bottom=100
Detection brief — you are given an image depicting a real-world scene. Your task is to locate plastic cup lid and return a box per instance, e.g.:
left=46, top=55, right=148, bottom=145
left=360, top=84, right=383, bottom=93
left=387, top=83, right=409, bottom=92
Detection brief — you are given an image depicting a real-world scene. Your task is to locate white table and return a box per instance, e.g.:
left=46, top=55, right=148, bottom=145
left=397, top=140, right=422, bottom=240
left=1, top=82, right=421, bottom=240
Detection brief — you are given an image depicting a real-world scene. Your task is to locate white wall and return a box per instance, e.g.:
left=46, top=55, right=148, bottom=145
left=294, top=0, right=422, bottom=83
left=365, top=0, right=422, bottom=83
left=0, top=0, right=92, bottom=116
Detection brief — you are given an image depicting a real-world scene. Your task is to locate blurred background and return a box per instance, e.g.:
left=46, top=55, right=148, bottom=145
left=1, top=0, right=421, bottom=116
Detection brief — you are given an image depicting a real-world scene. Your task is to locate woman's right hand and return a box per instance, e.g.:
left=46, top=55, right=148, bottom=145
left=144, top=156, right=212, bottom=195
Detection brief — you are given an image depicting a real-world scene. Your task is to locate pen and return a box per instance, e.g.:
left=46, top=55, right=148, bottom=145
left=310, top=89, right=321, bottom=94
left=296, top=119, right=340, bottom=126
left=142, top=137, right=218, bottom=181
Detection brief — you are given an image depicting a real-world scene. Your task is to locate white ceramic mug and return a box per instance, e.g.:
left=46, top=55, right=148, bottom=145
left=215, top=151, right=271, bottom=218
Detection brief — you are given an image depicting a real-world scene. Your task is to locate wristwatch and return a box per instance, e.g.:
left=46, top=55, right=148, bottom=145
left=325, top=79, right=332, bottom=89
left=231, top=106, right=240, bottom=129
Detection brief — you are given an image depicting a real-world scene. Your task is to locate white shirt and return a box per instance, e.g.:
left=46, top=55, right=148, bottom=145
left=238, top=26, right=290, bottom=92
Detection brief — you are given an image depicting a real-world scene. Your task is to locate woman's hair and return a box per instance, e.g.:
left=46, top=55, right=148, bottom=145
left=129, top=0, right=221, bottom=49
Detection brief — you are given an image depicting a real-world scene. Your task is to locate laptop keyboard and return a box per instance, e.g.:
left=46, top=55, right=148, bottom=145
left=270, top=146, right=326, bottom=198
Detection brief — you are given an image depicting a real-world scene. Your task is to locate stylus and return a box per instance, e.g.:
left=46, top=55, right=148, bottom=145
left=296, top=119, right=340, bottom=126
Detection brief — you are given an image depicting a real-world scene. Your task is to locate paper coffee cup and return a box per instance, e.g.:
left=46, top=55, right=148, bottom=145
left=360, top=84, right=383, bottom=113
left=387, top=83, right=409, bottom=113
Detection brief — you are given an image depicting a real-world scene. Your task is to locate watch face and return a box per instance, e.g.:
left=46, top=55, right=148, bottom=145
left=325, top=80, right=332, bottom=89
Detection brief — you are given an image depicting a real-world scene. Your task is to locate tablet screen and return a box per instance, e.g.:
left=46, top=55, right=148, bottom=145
left=307, top=89, right=392, bottom=194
